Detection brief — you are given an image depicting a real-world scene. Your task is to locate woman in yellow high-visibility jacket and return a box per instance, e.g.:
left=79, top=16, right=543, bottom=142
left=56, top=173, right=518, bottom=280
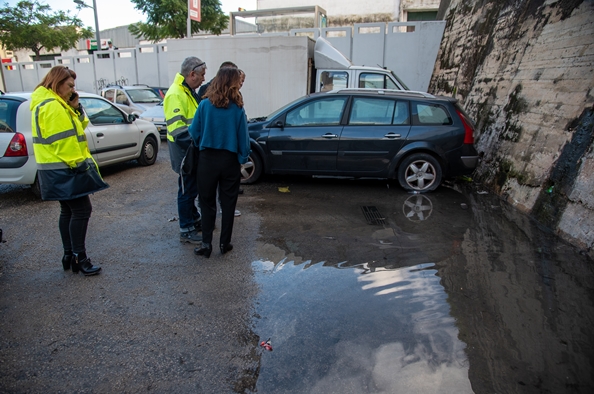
left=31, top=66, right=108, bottom=276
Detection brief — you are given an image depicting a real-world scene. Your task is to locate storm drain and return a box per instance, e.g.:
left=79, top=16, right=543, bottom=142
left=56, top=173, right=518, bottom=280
left=361, top=206, right=386, bottom=225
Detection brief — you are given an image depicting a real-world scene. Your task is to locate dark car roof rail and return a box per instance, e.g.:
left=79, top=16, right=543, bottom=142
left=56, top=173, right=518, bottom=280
left=132, top=84, right=150, bottom=87
left=105, top=84, right=123, bottom=88
left=330, top=88, right=436, bottom=98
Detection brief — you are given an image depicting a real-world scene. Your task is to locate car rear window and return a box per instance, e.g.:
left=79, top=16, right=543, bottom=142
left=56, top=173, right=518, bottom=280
left=0, top=99, right=22, bottom=133
left=412, top=102, right=453, bottom=125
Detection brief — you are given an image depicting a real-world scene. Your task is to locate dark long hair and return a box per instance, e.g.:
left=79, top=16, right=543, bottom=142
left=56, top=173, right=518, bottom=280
left=204, top=68, right=243, bottom=109
left=37, top=66, right=76, bottom=93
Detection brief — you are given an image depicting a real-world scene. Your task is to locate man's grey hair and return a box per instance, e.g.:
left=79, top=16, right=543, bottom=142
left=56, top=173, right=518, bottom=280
left=180, top=57, right=206, bottom=77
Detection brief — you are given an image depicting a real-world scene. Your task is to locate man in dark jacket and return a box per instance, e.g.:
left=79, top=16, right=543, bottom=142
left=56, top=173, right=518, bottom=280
left=164, top=57, right=206, bottom=244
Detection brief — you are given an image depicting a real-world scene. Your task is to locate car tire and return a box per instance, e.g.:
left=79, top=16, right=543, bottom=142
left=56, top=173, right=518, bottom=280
left=241, top=152, right=262, bottom=184
left=397, top=153, right=442, bottom=192
left=31, top=175, right=41, bottom=199
left=138, top=136, right=158, bottom=166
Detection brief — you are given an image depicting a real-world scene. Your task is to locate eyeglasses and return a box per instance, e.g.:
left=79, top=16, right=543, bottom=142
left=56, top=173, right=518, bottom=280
left=192, top=62, right=206, bottom=72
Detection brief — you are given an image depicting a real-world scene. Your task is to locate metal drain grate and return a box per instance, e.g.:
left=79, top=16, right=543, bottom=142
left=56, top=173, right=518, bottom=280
left=361, top=206, right=386, bottom=225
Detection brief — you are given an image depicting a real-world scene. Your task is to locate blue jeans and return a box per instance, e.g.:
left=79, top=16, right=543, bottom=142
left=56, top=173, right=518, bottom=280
left=177, top=172, right=200, bottom=231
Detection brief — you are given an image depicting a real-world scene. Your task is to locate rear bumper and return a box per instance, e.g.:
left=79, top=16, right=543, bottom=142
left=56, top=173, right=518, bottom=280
left=460, top=155, right=479, bottom=169
left=0, top=156, right=28, bottom=168
left=445, top=144, right=479, bottom=176
left=0, top=155, right=37, bottom=184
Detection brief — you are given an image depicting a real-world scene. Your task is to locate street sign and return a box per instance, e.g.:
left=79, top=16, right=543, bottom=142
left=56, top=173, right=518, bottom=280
left=189, top=0, right=201, bottom=22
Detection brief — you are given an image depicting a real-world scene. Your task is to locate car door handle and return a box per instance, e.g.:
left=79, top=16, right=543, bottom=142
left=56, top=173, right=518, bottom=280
left=384, top=133, right=401, bottom=139
left=322, top=133, right=338, bottom=139
left=97, top=133, right=104, bottom=137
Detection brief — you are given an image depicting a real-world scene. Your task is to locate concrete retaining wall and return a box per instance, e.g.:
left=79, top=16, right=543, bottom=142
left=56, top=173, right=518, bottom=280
left=430, top=0, right=594, bottom=256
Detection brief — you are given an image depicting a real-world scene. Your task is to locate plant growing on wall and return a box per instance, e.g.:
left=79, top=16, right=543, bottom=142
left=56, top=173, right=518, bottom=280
left=0, top=0, right=93, bottom=61
left=129, top=0, right=228, bottom=41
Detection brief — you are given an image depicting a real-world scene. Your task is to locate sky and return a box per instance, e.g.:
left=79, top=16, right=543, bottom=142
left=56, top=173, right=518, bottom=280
left=5, top=0, right=258, bottom=30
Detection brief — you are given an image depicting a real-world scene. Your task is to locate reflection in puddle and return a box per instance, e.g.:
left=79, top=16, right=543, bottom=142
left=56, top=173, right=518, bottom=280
left=252, top=258, right=473, bottom=393
left=402, top=194, right=433, bottom=222
left=251, top=181, right=594, bottom=392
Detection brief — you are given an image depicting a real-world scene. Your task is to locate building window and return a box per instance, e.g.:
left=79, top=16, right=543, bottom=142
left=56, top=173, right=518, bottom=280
left=406, top=11, right=438, bottom=21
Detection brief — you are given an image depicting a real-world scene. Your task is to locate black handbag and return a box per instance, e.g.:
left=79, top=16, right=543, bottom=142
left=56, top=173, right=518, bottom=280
left=180, top=142, right=199, bottom=176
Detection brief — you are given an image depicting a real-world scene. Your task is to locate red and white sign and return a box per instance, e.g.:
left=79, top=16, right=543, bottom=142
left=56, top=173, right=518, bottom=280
left=189, top=0, right=201, bottom=22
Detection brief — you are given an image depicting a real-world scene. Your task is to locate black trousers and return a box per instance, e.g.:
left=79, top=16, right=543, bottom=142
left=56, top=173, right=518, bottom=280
left=58, top=195, right=92, bottom=254
left=197, top=149, right=241, bottom=246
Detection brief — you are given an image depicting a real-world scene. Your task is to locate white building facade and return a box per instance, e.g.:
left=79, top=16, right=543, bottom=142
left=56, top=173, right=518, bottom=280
left=256, top=0, right=441, bottom=22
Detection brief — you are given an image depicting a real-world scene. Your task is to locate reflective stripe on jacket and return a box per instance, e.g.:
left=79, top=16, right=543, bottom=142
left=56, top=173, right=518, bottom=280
left=30, top=87, right=108, bottom=200
left=164, top=73, right=198, bottom=143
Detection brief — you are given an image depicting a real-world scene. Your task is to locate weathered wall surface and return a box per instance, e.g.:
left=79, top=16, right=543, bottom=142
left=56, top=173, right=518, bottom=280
left=430, top=0, right=594, bottom=256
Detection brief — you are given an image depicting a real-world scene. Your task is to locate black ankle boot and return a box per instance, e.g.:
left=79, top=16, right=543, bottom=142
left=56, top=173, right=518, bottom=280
left=194, top=243, right=212, bottom=258
left=62, top=252, right=73, bottom=271
left=220, top=243, right=233, bottom=255
left=72, top=253, right=101, bottom=276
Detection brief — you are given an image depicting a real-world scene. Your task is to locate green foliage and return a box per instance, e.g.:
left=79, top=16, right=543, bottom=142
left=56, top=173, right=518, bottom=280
left=129, top=0, right=228, bottom=41
left=0, top=1, right=93, bottom=60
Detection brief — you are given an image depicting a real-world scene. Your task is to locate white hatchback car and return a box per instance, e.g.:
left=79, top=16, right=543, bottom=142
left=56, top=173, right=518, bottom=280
left=0, top=92, right=160, bottom=197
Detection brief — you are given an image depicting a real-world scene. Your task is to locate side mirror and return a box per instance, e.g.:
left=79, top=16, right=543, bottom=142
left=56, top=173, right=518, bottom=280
left=127, top=113, right=136, bottom=122
left=273, top=120, right=284, bottom=129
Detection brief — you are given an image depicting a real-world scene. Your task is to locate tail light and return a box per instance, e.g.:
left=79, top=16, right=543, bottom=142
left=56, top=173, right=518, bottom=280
left=455, top=109, right=475, bottom=144
left=3, top=133, right=28, bottom=157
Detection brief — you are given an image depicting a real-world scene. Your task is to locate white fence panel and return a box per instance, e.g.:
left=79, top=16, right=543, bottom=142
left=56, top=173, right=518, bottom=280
left=93, top=51, right=116, bottom=90
left=385, top=21, right=446, bottom=92
left=18, top=62, right=38, bottom=91
left=1, top=22, right=446, bottom=95
left=72, top=56, right=96, bottom=94
left=136, top=45, right=161, bottom=87
left=36, top=60, right=55, bottom=84
left=157, top=44, right=169, bottom=87
left=290, top=28, right=320, bottom=40
left=2, top=63, right=23, bottom=92
left=321, top=27, right=352, bottom=61
left=113, top=49, right=138, bottom=86
left=352, top=23, right=386, bottom=68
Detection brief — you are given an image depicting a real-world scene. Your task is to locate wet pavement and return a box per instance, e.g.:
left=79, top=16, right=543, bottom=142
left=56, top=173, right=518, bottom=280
left=249, top=178, right=594, bottom=393
left=1, top=142, right=593, bottom=393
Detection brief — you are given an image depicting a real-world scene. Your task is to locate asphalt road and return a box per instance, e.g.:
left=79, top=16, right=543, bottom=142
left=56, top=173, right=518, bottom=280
left=0, top=142, right=261, bottom=393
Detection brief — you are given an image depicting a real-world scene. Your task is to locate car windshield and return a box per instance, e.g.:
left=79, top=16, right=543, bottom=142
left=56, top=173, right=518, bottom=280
left=263, top=96, right=308, bottom=121
left=127, top=89, right=162, bottom=103
left=390, top=71, right=410, bottom=91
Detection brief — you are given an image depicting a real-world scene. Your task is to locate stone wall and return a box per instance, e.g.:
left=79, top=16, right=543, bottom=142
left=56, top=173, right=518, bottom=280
left=430, top=0, right=594, bottom=256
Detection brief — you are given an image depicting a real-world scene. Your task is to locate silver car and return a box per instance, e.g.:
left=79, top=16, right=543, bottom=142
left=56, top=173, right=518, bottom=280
left=139, top=102, right=167, bottom=140
left=0, top=92, right=160, bottom=197
left=100, top=84, right=163, bottom=115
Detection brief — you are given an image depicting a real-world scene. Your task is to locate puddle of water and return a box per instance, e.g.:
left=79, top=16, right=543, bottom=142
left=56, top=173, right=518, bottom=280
left=251, top=258, right=473, bottom=393
left=248, top=180, right=594, bottom=393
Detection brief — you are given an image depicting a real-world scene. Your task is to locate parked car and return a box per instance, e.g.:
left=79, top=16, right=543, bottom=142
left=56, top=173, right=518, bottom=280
left=100, top=84, right=162, bottom=115
left=241, top=89, right=479, bottom=192
left=139, top=102, right=167, bottom=140
left=150, top=87, right=168, bottom=99
left=0, top=92, right=160, bottom=197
